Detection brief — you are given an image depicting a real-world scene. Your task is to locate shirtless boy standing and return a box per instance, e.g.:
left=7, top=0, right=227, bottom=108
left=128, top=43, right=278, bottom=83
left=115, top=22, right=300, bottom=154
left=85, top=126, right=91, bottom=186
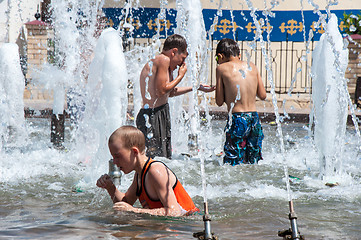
left=136, top=34, right=214, bottom=159
left=215, top=38, right=267, bottom=165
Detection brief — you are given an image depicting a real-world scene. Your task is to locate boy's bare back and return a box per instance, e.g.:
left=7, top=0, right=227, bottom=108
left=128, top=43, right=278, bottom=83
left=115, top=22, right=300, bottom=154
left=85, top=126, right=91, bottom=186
left=216, top=57, right=266, bottom=112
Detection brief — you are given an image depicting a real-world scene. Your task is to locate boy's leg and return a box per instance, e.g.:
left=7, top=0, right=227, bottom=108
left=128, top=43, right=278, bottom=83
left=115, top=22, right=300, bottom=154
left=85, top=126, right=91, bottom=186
left=223, top=132, right=247, bottom=165
left=136, top=110, right=160, bottom=158
left=223, top=113, right=248, bottom=165
left=136, top=104, right=171, bottom=159
left=152, top=104, right=172, bottom=159
left=245, top=113, right=264, bottom=164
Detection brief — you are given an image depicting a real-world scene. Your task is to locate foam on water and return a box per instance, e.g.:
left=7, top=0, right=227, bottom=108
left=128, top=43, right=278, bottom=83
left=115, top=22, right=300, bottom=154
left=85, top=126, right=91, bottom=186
left=0, top=144, right=79, bottom=183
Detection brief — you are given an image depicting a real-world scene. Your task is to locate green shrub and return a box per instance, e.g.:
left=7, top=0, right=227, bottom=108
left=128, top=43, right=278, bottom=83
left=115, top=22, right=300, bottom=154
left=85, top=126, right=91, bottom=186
left=341, top=12, right=361, bottom=35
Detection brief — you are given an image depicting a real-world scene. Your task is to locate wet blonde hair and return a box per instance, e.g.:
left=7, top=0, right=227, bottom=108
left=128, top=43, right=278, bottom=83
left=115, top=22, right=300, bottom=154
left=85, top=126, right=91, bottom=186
left=109, top=126, right=145, bottom=153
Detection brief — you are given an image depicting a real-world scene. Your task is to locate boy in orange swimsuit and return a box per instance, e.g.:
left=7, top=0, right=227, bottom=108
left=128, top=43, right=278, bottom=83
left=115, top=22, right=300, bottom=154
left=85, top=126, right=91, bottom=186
left=96, top=126, right=199, bottom=216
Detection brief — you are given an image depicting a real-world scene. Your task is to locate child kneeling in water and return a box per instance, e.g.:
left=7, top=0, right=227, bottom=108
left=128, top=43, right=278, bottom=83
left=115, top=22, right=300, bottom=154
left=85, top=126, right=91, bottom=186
left=96, top=125, right=199, bottom=216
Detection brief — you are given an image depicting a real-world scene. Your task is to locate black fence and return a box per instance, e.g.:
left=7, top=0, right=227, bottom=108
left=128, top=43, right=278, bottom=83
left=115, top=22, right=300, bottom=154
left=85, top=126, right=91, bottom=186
left=125, top=37, right=316, bottom=95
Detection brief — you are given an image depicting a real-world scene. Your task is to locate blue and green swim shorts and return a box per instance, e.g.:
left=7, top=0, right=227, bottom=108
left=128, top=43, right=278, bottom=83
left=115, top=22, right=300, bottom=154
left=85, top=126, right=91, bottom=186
left=224, top=112, right=264, bottom=165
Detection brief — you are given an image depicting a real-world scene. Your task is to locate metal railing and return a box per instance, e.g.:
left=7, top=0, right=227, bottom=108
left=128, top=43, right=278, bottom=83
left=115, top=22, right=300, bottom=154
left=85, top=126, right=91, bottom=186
left=125, top=37, right=316, bottom=96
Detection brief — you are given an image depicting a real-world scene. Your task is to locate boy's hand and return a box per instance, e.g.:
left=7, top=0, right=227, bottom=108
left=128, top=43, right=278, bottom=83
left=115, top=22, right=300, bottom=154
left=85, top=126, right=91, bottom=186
left=178, top=62, right=187, bottom=78
left=96, top=174, right=114, bottom=189
left=198, top=84, right=216, bottom=92
left=113, top=201, right=136, bottom=212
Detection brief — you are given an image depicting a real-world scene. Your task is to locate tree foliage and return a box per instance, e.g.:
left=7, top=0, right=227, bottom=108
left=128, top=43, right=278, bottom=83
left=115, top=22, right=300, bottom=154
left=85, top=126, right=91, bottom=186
left=341, top=12, right=361, bottom=35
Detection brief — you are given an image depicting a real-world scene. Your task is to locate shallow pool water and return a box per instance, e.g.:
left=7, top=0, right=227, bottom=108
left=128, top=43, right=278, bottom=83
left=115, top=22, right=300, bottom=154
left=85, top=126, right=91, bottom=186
left=0, top=118, right=360, bottom=239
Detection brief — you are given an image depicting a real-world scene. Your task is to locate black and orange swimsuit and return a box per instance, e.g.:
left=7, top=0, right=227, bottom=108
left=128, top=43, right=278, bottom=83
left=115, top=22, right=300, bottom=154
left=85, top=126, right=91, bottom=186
left=136, top=157, right=199, bottom=214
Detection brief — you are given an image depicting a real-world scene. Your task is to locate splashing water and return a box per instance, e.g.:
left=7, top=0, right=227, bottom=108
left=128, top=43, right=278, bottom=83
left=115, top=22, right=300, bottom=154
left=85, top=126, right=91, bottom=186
left=173, top=0, right=208, bottom=138
left=0, top=43, right=26, bottom=149
left=1, top=1, right=361, bottom=239
left=74, top=28, right=128, bottom=185
left=173, top=0, right=211, bottom=210
left=311, top=14, right=350, bottom=179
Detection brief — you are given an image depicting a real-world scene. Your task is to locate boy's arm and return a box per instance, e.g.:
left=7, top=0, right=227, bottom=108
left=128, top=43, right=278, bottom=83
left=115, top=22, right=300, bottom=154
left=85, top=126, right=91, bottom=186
left=97, top=174, right=137, bottom=205
left=169, top=86, right=192, bottom=97
left=113, top=165, right=182, bottom=216
left=256, top=70, right=267, bottom=100
left=169, top=85, right=215, bottom=97
left=215, top=66, right=225, bottom=106
left=155, top=59, right=187, bottom=96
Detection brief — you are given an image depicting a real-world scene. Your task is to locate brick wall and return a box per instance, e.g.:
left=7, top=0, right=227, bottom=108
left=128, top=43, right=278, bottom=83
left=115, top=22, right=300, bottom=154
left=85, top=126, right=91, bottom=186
left=23, top=23, right=53, bottom=102
left=345, top=38, right=361, bottom=100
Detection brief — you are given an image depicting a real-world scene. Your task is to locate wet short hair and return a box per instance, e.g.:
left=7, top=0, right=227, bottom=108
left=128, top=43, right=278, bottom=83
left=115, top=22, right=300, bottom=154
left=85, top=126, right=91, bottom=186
left=163, top=34, right=187, bottom=53
left=216, top=38, right=240, bottom=58
left=109, top=126, right=145, bottom=153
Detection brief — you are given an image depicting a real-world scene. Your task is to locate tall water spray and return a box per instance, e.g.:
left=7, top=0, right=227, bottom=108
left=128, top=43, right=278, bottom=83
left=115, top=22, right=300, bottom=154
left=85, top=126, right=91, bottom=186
left=39, top=1, right=129, bottom=183
left=311, top=13, right=349, bottom=178
left=50, top=0, right=100, bottom=118
left=174, top=2, right=214, bottom=238
left=117, top=1, right=166, bottom=126
left=75, top=27, right=128, bottom=184
left=173, top=0, right=209, bottom=156
left=0, top=43, right=26, bottom=149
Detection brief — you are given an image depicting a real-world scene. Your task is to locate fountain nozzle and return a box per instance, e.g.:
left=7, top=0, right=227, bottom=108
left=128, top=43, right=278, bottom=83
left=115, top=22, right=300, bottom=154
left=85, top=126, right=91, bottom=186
left=203, top=213, right=212, bottom=240
left=108, top=159, right=121, bottom=186
left=278, top=200, right=304, bottom=240
left=193, top=202, right=218, bottom=240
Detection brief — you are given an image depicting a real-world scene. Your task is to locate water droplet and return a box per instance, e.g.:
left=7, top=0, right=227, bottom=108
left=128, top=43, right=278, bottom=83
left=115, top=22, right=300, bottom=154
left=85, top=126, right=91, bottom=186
left=349, top=25, right=356, bottom=32
left=239, top=69, right=246, bottom=78
left=143, top=114, right=151, bottom=128
left=343, top=38, right=349, bottom=49
left=350, top=14, right=358, bottom=19
left=145, top=92, right=151, bottom=100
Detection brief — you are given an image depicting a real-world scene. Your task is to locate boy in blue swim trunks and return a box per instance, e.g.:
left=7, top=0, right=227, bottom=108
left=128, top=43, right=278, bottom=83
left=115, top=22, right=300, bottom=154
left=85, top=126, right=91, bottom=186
left=215, top=38, right=267, bottom=165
